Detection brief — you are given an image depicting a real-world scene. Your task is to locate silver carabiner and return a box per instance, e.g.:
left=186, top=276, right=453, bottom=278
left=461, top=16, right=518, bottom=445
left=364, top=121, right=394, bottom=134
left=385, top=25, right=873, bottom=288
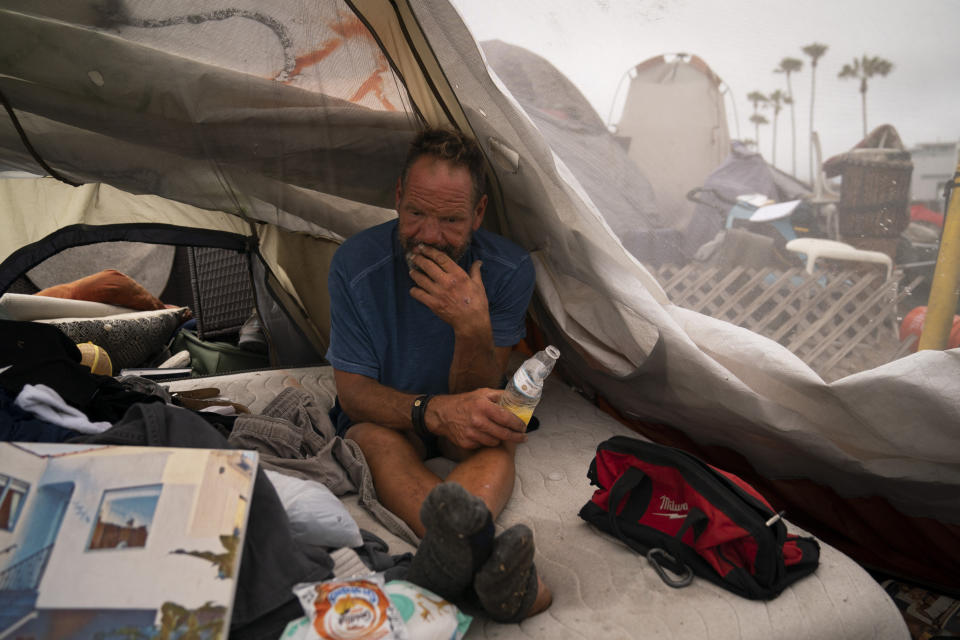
left=646, top=547, right=694, bottom=588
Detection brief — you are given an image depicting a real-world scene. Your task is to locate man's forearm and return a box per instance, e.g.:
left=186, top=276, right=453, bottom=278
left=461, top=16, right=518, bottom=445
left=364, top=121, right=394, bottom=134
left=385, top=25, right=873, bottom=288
left=334, top=369, right=419, bottom=431
left=448, top=321, right=503, bottom=392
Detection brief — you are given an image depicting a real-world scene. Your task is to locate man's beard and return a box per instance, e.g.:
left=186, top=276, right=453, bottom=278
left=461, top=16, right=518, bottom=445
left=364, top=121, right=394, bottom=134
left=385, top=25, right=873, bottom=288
left=400, top=233, right=471, bottom=272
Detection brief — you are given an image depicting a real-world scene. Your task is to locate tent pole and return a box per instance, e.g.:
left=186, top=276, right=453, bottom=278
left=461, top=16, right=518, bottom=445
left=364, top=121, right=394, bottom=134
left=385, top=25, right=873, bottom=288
left=918, top=161, right=960, bottom=350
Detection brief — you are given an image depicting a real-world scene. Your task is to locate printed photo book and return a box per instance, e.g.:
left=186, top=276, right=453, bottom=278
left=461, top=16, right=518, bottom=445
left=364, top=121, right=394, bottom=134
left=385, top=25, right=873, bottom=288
left=0, top=442, right=258, bottom=640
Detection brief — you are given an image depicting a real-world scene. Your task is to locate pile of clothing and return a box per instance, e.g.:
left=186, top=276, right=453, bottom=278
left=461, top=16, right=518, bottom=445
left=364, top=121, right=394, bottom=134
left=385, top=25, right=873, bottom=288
left=0, top=319, right=411, bottom=639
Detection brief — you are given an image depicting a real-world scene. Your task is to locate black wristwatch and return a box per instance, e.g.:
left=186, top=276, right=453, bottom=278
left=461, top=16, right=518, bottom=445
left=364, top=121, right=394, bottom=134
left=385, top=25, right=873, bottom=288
left=411, top=394, right=433, bottom=439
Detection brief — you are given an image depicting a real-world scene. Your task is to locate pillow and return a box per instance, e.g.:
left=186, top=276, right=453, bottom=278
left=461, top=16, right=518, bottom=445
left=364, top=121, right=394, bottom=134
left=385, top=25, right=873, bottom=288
left=265, top=469, right=364, bottom=550
left=36, top=269, right=166, bottom=311
left=0, top=292, right=132, bottom=321
left=39, top=307, right=189, bottom=372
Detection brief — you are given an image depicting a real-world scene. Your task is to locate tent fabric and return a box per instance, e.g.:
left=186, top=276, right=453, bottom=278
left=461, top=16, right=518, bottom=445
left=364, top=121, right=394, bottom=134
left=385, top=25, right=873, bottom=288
left=0, top=178, right=250, bottom=292
left=0, top=4, right=417, bottom=237
left=480, top=40, right=686, bottom=267
left=1, top=0, right=959, bottom=589
left=612, top=54, right=731, bottom=236
left=405, top=0, right=960, bottom=526
left=26, top=242, right=175, bottom=295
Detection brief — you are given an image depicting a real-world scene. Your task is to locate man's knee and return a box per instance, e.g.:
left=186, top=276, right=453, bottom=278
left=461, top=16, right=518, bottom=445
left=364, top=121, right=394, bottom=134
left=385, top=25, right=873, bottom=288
left=439, top=438, right=516, bottom=463
left=347, top=422, right=427, bottom=460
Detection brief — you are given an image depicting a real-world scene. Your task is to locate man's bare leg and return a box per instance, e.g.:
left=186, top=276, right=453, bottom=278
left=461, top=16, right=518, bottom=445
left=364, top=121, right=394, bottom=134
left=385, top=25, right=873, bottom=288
left=346, top=422, right=442, bottom=537
left=351, top=423, right=519, bottom=536
left=350, top=424, right=551, bottom=619
left=442, top=440, right=517, bottom=520
left=442, top=441, right=552, bottom=618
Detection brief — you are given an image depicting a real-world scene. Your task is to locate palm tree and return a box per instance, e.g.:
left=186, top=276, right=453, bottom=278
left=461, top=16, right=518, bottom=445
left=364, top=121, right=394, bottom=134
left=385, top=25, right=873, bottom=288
left=838, top=54, right=894, bottom=137
left=749, top=113, right=769, bottom=153
left=802, top=43, right=828, bottom=181
left=747, top=91, right=769, bottom=148
left=775, top=57, right=803, bottom=176
left=768, top=90, right=787, bottom=168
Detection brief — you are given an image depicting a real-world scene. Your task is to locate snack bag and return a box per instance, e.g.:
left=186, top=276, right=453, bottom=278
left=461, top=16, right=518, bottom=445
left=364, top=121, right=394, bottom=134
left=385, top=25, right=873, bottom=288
left=294, top=575, right=408, bottom=640
left=279, top=616, right=311, bottom=640
left=384, top=581, right=472, bottom=640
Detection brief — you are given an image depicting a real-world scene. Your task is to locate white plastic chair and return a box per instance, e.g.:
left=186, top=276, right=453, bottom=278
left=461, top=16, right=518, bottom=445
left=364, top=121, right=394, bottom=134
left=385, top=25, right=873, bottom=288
left=785, top=237, right=893, bottom=280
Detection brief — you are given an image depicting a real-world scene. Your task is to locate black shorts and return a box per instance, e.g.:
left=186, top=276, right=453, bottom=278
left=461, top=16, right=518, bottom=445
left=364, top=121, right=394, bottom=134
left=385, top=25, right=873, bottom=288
left=330, top=396, right=441, bottom=458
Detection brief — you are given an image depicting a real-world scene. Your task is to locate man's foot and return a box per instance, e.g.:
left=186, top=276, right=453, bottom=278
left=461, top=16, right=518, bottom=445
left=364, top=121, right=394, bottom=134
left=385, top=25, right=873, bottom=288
left=474, top=524, right=553, bottom=623
left=405, top=482, right=495, bottom=601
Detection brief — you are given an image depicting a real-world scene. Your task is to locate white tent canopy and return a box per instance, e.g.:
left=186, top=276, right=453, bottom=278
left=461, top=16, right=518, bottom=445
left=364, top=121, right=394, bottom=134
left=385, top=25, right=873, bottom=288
left=612, top=54, right=731, bottom=236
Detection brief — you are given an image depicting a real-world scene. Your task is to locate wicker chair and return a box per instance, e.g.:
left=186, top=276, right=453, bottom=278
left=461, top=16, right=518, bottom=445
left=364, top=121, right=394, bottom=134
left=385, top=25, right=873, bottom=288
left=822, top=126, right=914, bottom=259
left=186, top=246, right=256, bottom=341
left=835, top=148, right=913, bottom=239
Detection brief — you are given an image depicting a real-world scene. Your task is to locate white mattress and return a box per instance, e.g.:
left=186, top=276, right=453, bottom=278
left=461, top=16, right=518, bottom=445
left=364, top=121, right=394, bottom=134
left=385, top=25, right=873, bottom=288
left=166, top=367, right=908, bottom=640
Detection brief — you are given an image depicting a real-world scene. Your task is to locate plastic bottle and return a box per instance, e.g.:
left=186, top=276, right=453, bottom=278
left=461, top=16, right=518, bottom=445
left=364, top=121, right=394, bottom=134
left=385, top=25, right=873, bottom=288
left=499, top=345, right=560, bottom=426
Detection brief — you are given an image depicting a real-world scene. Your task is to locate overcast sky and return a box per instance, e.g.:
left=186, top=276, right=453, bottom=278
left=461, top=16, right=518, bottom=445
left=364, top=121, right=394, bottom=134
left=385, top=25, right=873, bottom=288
left=450, top=0, right=960, bottom=183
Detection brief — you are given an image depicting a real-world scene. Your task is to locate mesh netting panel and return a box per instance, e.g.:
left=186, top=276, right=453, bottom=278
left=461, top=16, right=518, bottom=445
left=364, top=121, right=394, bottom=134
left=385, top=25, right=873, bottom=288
left=0, top=1, right=419, bottom=233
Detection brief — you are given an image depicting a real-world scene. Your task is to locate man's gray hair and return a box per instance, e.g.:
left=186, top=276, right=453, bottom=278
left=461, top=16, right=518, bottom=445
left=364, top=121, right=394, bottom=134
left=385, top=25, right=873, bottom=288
left=401, top=128, right=487, bottom=205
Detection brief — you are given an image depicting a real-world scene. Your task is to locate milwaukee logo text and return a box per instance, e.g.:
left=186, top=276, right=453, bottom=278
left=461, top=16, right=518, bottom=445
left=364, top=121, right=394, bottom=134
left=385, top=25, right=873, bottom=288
left=658, top=495, right=688, bottom=512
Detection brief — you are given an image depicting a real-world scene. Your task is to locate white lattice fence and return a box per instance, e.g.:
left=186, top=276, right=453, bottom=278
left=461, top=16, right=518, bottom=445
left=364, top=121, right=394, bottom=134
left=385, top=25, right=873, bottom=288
left=650, top=263, right=921, bottom=380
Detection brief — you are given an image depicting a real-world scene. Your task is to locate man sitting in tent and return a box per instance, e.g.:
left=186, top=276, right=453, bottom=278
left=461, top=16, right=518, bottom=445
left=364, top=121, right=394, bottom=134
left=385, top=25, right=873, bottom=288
left=326, top=127, right=552, bottom=622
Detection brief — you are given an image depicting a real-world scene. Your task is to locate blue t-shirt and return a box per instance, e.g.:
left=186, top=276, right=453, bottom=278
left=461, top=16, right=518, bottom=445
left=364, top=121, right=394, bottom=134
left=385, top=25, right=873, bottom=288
left=326, top=219, right=535, bottom=424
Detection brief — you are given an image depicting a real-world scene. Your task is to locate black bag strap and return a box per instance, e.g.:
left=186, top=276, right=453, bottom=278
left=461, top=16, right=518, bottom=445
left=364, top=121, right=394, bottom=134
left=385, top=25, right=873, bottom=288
left=606, top=465, right=647, bottom=550
left=675, top=506, right=709, bottom=543
left=606, top=465, right=694, bottom=587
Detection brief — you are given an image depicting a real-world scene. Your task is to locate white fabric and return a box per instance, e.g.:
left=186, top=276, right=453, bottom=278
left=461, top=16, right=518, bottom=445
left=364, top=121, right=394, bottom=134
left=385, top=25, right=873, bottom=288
left=15, top=384, right=112, bottom=434
left=0, top=292, right=133, bottom=321
left=264, top=469, right=364, bottom=550
left=158, top=350, right=192, bottom=369
left=329, top=547, right=370, bottom=579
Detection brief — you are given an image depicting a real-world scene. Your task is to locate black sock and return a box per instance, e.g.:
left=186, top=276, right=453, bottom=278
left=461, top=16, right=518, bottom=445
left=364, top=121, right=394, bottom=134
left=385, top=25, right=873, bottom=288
left=474, top=524, right=540, bottom=623
left=404, top=482, right=494, bottom=601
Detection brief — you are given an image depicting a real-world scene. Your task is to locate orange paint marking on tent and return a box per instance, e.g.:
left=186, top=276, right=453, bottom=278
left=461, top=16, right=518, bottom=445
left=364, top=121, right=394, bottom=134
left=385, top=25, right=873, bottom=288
left=284, top=13, right=394, bottom=110
left=288, top=39, right=343, bottom=80
left=329, top=13, right=373, bottom=41
left=350, top=56, right=397, bottom=111
left=286, top=14, right=373, bottom=81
